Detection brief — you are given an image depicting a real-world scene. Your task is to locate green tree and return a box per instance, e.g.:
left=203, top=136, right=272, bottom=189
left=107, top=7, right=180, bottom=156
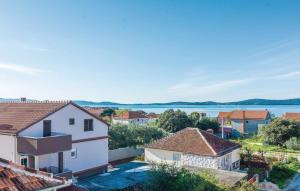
left=100, top=108, right=115, bottom=117
left=158, top=109, right=191, bottom=132
left=109, top=125, right=168, bottom=149
left=196, top=118, right=219, bottom=132
left=260, top=118, right=300, bottom=146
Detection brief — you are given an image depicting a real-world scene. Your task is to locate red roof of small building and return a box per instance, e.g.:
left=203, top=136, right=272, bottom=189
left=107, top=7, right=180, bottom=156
left=283, top=112, right=300, bottom=121
left=218, top=110, right=269, bottom=120
left=0, top=160, right=67, bottom=191
left=145, top=128, right=241, bottom=157
left=113, top=111, right=148, bottom=119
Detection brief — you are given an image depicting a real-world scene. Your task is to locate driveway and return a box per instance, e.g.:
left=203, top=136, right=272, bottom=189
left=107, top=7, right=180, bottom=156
left=76, top=161, right=150, bottom=191
left=284, top=173, right=300, bottom=191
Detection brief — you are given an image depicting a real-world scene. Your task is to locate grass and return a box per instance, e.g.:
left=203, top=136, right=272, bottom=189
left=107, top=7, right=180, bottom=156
left=267, top=159, right=300, bottom=188
left=230, top=137, right=300, bottom=154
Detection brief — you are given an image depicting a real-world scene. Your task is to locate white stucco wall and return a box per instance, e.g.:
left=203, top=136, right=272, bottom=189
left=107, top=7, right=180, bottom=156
left=112, top=118, right=149, bottom=126
left=64, top=139, right=108, bottom=173
left=19, top=104, right=107, bottom=140
left=145, top=148, right=180, bottom=165
left=182, top=154, right=218, bottom=169
left=145, top=148, right=240, bottom=171
left=0, top=134, right=17, bottom=162
left=17, top=103, right=108, bottom=172
left=231, top=148, right=240, bottom=163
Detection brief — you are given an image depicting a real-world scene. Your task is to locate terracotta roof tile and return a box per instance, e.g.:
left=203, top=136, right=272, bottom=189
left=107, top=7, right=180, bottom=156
left=218, top=110, right=269, bottom=120
left=283, top=112, right=300, bottom=121
left=0, top=101, right=109, bottom=134
left=0, top=164, right=64, bottom=191
left=113, top=111, right=148, bottom=119
left=145, top=128, right=240, bottom=156
left=58, top=185, right=88, bottom=191
left=0, top=101, right=69, bottom=134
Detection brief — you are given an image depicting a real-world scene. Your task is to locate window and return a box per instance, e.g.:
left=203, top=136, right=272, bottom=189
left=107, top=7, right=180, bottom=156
left=84, top=119, right=93, bottom=131
left=43, top=120, right=51, bottom=137
left=71, top=149, right=77, bottom=159
left=173, top=153, right=181, bottom=161
left=69, top=118, right=75, bottom=125
left=20, top=156, right=28, bottom=167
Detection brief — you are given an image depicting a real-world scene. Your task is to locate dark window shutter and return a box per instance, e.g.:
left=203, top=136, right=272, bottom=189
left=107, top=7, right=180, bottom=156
left=84, top=119, right=88, bottom=131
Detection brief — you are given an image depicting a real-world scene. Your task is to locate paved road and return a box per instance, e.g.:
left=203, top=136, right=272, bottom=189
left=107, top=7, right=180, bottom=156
left=284, top=173, right=300, bottom=191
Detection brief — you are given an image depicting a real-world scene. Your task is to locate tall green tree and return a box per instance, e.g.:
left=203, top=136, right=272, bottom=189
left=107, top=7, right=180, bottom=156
left=109, top=125, right=168, bottom=149
left=260, top=118, right=300, bottom=146
left=158, top=109, right=191, bottom=132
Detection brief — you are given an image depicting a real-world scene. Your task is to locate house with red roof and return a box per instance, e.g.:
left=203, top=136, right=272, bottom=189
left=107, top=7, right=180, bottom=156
left=217, top=110, right=271, bottom=135
left=112, top=111, right=149, bottom=126
left=0, top=100, right=109, bottom=180
left=282, top=112, right=300, bottom=121
left=145, top=128, right=241, bottom=171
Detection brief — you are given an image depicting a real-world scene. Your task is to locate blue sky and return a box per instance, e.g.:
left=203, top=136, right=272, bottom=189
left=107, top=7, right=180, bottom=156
left=0, top=0, right=300, bottom=103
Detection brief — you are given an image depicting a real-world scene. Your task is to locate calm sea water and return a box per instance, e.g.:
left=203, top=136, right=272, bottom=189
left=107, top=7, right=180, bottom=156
left=82, top=104, right=300, bottom=117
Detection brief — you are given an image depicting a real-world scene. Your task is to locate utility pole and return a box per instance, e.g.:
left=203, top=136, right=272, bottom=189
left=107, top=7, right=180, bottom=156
left=221, top=117, right=224, bottom=139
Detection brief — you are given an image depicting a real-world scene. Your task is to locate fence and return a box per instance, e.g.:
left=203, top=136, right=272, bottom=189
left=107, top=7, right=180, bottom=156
left=109, top=147, right=144, bottom=162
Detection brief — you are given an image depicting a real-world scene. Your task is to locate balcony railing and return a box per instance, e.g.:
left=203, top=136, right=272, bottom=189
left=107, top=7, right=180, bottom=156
left=17, top=133, right=72, bottom=155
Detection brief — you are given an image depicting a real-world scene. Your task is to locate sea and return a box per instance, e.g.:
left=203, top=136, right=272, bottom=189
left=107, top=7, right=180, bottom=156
left=80, top=104, right=300, bottom=117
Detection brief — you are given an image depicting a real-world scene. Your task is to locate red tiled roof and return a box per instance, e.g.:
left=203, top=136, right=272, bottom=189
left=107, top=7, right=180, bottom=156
left=58, top=185, right=88, bottom=191
left=0, top=101, right=69, bottom=134
left=283, top=112, right=300, bottom=121
left=113, top=111, right=148, bottom=119
left=218, top=110, right=269, bottom=120
left=0, top=101, right=109, bottom=134
left=0, top=163, right=64, bottom=191
left=218, top=112, right=231, bottom=119
left=146, top=113, right=160, bottom=119
left=145, top=128, right=241, bottom=157
left=84, top=107, right=105, bottom=117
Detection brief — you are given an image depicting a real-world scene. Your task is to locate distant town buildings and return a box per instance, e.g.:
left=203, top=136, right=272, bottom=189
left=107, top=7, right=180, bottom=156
left=112, top=111, right=149, bottom=126
left=218, top=110, right=271, bottom=136
left=145, top=128, right=241, bottom=171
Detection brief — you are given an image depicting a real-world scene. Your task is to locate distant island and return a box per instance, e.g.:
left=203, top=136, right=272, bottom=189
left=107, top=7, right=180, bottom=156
left=1, top=98, right=300, bottom=106
left=74, top=98, right=300, bottom=106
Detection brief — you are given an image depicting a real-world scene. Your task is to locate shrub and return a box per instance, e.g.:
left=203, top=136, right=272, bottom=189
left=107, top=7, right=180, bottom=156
left=268, top=159, right=300, bottom=188
left=260, top=119, right=300, bottom=146
left=285, top=137, right=300, bottom=150
left=146, top=163, right=224, bottom=191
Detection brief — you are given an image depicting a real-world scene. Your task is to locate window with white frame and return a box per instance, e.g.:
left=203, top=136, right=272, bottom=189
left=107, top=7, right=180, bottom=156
left=71, top=148, right=77, bottom=159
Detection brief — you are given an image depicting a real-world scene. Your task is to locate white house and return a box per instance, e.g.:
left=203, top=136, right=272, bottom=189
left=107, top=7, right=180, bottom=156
left=0, top=101, right=109, bottom=179
left=145, top=128, right=241, bottom=171
left=112, top=111, right=148, bottom=126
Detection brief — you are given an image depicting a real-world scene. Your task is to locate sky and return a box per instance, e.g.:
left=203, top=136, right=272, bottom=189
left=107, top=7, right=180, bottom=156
left=0, top=0, right=300, bottom=103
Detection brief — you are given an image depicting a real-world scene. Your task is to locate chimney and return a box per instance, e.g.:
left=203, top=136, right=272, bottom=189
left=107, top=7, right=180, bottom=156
left=20, top=97, right=27, bottom=102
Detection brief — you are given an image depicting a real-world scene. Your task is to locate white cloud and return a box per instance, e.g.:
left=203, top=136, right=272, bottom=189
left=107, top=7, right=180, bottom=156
left=0, top=62, right=48, bottom=75
left=273, top=71, right=300, bottom=79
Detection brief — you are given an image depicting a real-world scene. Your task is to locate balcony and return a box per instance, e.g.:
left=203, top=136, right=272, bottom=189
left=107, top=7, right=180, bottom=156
left=17, top=133, right=72, bottom=155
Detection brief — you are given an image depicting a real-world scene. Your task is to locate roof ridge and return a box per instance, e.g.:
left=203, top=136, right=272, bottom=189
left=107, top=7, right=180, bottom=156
left=196, top=129, right=217, bottom=156
left=0, top=100, right=71, bottom=104
left=145, top=127, right=189, bottom=147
